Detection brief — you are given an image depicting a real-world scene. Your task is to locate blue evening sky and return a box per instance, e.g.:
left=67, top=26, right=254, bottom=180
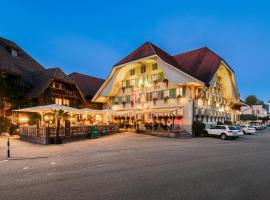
left=1, top=0, right=269, bottom=101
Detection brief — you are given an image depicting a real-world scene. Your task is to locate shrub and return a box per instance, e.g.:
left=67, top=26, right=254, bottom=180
left=217, top=121, right=224, bottom=125
left=0, top=116, right=11, bottom=134
left=9, top=123, right=19, bottom=135
left=192, top=121, right=205, bottom=137
left=224, top=120, right=233, bottom=125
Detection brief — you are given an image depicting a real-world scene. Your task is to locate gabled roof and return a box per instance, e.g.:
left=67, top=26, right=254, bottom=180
left=26, top=68, right=79, bottom=98
left=69, top=72, right=105, bottom=98
left=113, top=42, right=229, bottom=85
left=0, top=37, right=44, bottom=80
left=173, top=47, right=223, bottom=85
left=113, top=42, right=180, bottom=68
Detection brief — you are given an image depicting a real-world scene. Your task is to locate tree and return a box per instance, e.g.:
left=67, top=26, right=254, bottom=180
left=245, top=95, right=259, bottom=106
left=52, top=109, right=67, bottom=144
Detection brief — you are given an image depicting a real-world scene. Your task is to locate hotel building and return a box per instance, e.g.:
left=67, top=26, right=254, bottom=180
left=93, top=42, right=241, bottom=133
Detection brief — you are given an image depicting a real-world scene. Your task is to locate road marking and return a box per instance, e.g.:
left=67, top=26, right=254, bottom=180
left=50, top=162, right=56, bottom=165
left=23, top=167, right=29, bottom=170
left=0, top=160, right=8, bottom=163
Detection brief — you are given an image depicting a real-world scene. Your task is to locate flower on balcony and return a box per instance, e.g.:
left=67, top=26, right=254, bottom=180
left=121, top=86, right=126, bottom=94
left=163, top=78, right=169, bottom=87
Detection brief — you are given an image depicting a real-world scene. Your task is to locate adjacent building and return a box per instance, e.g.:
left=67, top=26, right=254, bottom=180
left=0, top=37, right=102, bottom=116
left=93, top=42, right=241, bottom=133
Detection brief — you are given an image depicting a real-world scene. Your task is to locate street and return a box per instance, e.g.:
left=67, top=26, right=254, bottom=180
left=1, top=129, right=270, bottom=200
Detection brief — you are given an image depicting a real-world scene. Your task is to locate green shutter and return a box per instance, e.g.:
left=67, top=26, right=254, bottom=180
left=112, top=97, right=115, bottom=105
left=118, top=96, right=122, bottom=104
left=152, top=63, right=158, bottom=70
left=126, top=80, right=130, bottom=88
left=183, top=87, right=186, bottom=97
left=135, top=79, right=139, bottom=87
left=158, top=91, right=163, bottom=100
left=126, top=95, right=130, bottom=103
left=169, top=89, right=176, bottom=99
left=158, top=72, right=164, bottom=82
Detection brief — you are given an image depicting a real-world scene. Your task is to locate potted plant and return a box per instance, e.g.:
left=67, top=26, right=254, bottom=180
left=163, top=78, right=169, bottom=87
left=121, top=86, right=126, bottom=94
left=153, top=96, right=157, bottom=106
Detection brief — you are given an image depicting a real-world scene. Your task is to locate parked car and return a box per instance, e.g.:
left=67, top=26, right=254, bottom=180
left=203, top=125, right=240, bottom=140
left=252, top=123, right=264, bottom=130
left=235, top=126, right=244, bottom=136
left=241, top=125, right=256, bottom=134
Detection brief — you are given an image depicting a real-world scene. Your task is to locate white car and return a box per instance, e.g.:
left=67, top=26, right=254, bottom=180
left=241, top=125, right=256, bottom=134
left=204, top=125, right=239, bottom=140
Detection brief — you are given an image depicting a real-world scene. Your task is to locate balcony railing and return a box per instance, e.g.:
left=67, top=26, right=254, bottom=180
left=50, top=88, right=80, bottom=98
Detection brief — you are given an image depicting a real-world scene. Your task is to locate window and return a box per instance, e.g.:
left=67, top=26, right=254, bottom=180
left=130, top=69, right=135, bottom=76
left=141, top=65, right=146, bottom=73
left=169, top=89, right=176, bottom=99
left=126, top=95, right=130, bottom=103
left=11, top=49, right=18, bottom=57
left=118, top=96, right=122, bottom=104
left=158, top=91, right=164, bottom=100
left=126, top=80, right=130, bottom=88
left=63, top=99, right=70, bottom=106
left=157, top=72, right=164, bottom=82
left=55, top=98, right=62, bottom=105
left=152, top=63, right=158, bottom=70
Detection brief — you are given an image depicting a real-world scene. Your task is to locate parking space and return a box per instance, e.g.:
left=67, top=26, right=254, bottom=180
left=0, top=128, right=270, bottom=200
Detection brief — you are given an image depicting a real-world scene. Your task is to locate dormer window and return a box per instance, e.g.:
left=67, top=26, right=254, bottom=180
left=11, top=49, right=18, bottom=57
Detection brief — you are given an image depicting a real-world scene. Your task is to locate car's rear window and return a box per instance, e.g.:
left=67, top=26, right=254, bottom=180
left=229, top=126, right=237, bottom=130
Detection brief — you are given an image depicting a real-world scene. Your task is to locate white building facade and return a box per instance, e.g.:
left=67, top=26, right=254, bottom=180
left=93, top=42, right=241, bottom=134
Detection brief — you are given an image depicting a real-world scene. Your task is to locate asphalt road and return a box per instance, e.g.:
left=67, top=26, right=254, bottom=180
left=1, top=129, right=270, bottom=200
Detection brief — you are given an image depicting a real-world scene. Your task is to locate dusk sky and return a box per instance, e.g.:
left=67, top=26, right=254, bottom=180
left=1, top=0, right=269, bottom=101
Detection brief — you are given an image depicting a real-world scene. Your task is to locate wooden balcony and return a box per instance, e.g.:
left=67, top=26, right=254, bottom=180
left=50, top=87, right=80, bottom=99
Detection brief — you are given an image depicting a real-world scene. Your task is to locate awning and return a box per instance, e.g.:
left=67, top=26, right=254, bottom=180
left=14, top=104, right=82, bottom=114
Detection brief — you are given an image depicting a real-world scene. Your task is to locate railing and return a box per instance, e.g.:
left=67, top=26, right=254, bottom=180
left=50, top=88, right=80, bottom=98
left=19, top=124, right=120, bottom=144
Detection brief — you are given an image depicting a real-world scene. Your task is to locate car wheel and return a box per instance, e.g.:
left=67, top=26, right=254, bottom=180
left=221, top=133, right=227, bottom=140
left=243, top=131, right=246, bottom=135
left=203, top=131, right=208, bottom=137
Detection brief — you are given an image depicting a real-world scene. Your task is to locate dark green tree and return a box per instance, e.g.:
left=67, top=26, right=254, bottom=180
left=245, top=95, right=259, bottom=106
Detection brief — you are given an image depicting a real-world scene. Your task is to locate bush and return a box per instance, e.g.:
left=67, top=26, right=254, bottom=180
left=224, top=121, right=233, bottom=125
left=217, top=121, right=224, bottom=125
left=9, top=123, right=19, bottom=135
left=192, top=121, right=205, bottom=137
left=0, top=116, right=11, bottom=134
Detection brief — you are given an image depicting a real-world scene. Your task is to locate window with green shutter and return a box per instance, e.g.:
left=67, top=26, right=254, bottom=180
left=111, top=97, right=115, bottom=105
left=126, top=80, right=130, bottom=88
left=169, top=89, right=176, bottom=99
left=152, top=63, right=158, bottom=70
left=126, top=95, right=130, bottom=103
left=157, top=72, right=164, bottom=82
left=182, top=87, right=186, bottom=97
left=135, top=79, right=139, bottom=87
left=158, top=91, right=163, bottom=100
left=118, top=96, right=122, bottom=104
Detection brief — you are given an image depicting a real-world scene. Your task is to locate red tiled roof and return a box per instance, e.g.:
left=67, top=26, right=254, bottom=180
left=113, top=42, right=179, bottom=68
left=173, top=47, right=223, bottom=85
left=113, top=42, right=227, bottom=85
left=69, top=72, right=105, bottom=98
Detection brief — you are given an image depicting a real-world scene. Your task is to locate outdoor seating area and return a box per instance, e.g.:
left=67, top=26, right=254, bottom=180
left=14, top=104, right=121, bottom=144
